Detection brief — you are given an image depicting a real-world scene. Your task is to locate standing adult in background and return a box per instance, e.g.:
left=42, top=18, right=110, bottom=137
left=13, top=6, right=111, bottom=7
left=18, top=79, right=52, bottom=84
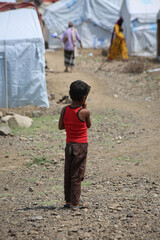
left=61, top=22, right=82, bottom=72
left=108, top=17, right=128, bottom=61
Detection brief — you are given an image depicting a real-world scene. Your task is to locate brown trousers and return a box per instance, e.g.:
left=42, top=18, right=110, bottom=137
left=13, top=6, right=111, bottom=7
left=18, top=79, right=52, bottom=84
left=64, top=142, right=88, bottom=206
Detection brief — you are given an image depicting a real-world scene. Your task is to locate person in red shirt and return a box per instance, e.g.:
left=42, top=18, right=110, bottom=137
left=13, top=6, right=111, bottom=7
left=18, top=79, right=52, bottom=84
left=58, top=80, right=91, bottom=210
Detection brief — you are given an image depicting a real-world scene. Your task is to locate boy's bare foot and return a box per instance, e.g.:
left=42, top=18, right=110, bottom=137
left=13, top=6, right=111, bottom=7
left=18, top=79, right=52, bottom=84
left=70, top=205, right=79, bottom=211
left=64, top=202, right=70, bottom=208
left=79, top=202, right=89, bottom=208
left=70, top=202, right=89, bottom=210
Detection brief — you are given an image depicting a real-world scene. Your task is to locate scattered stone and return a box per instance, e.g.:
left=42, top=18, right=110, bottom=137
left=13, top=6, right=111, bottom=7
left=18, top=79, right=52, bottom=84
left=48, top=93, right=55, bottom=100
left=127, top=173, right=132, bottom=177
left=109, top=203, right=121, bottom=210
left=69, top=227, right=79, bottom=232
left=8, top=114, right=33, bottom=128
left=56, top=232, right=67, bottom=240
left=127, top=212, right=134, bottom=218
left=29, top=215, right=43, bottom=221
left=19, top=137, right=28, bottom=141
left=0, top=111, right=3, bottom=118
left=0, top=126, right=12, bottom=136
left=0, top=51, right=159, bottom=240
left=32, top=111, right=43, bottom=118
left=29, top=187, right=34, bottom=192
left=57, top=95, right=69, bottom=104
left=135, top=162, right=139, bottom=166
left=1, top=115, right=13, bottom=122
left=8, top=229, right=16, bottom=237
left=6, top=112, right=15, bottom=115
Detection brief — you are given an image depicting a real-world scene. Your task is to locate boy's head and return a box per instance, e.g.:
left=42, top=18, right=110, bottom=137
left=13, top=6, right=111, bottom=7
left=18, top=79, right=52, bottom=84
left=69, top=80, right=91, bottom=102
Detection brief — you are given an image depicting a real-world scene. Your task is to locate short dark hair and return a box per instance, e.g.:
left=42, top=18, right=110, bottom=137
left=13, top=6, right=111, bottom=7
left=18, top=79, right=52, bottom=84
left=69, top=80, right=91, bottom=101
left=68, top=22, right=74, bottom=27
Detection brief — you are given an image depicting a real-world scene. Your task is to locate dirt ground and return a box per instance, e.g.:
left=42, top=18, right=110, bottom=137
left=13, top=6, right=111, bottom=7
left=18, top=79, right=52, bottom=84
left=0, top=49, right=160, bottom=240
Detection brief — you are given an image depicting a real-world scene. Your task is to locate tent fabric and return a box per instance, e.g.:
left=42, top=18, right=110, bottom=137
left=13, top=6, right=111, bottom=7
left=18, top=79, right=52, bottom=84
left=0, top=0, right=16, bottom=2
left=157, top=9, right=160, bottom=20
left=0, top=3, right=49, bottom=108
left=0, top=2, right=43, bottom=28
left=120, top=0, right=160, bottom=56
left=43, top=0, right=123, bottom=49
left=0, top=9, right=42, bottom=41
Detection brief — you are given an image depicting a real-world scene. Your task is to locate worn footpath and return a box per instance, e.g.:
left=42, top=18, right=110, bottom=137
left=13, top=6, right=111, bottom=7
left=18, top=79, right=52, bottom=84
left=0, top=49, right=160, bottom=240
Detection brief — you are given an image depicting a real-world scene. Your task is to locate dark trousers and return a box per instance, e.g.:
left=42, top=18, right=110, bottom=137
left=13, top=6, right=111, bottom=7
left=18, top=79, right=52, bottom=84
left=64, top=143, right=88, bottom=206
left=64, top=49, right=75, bottom=67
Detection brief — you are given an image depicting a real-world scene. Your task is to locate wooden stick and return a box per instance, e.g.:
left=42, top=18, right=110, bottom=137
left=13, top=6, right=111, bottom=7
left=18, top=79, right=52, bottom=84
left=4, top=40, right=8, bottom=111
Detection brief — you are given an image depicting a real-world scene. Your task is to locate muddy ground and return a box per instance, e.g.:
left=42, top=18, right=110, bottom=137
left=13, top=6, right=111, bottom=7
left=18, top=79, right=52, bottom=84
left=0, top=49, right=160, bottom=240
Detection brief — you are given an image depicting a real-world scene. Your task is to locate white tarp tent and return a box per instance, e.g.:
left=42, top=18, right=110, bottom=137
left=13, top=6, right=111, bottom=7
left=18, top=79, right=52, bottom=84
left=157, top=9, right=160, bottom=20
left=0, top=5, right=49, bottom=108
left=43, top=0, right=123, bottom=49
left=120, top=0, right=160, bottom=56
left=0, top=0, right=16, bottom=2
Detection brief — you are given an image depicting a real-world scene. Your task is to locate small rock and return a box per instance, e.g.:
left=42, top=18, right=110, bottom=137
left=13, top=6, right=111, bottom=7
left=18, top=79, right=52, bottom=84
left=109, top=203, right=120, bottom=210
left=29, top=187, right=34, bottom=192
left=8, top=229, right=16, bottom=236
left=69, top=227, right=79, bottom=232
left=19, top=137, right=28, bottom=141
left=29, top=215, right=43, bottom=221
left=32, top=111, right=43, bottom=118
left=1, top=115, right=13, bottom=122
left=0, top=126, right=12, bottom=136
left=127, top=173, right=132, bottom=177
left=135, top=162, right=139, bottom=166
left=48, top=93, right=55, bottom=100
left=127, top=212, right=134, bottom=218
left=83, top=232, right=91, bottom=238
left=8, top=114, right=33, bottom=128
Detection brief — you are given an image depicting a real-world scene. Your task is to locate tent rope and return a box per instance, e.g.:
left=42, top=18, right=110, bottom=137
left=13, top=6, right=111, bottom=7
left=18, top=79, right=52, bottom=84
left=4, top=11, right=11, bottom=110
left=144, top=1, right=148, bottom=58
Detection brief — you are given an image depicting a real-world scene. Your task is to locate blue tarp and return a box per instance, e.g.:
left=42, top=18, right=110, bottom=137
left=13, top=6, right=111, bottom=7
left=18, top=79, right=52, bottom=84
left=0, top=8, right=49, bottom=108
left=120, top=0, right=160, bottom=56
left=43, top=0, right=122, bottom=49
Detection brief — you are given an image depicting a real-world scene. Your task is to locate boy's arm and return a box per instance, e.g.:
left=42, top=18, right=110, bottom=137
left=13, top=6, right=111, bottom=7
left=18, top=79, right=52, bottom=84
left=80, top=103, right=91, bottom=128
left=85, top=109, right=91, bottom=128
left=58, top=107, right=66, bottom=130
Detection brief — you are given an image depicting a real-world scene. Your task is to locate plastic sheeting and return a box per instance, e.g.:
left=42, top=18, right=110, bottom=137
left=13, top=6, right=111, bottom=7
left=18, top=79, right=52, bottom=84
left=0, top=8, right=49, bottom=108
left=157, top=9, right=160, bottom=20
left=43, top=0, right=122, bottom=49
left=120, top=0, right=160, bottom=56
left=0, top=0, right=16, bottom=2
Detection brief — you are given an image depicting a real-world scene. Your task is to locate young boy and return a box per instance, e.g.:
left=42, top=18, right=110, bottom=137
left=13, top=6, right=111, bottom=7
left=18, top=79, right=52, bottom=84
left=58, top=80, right=91, bottom=210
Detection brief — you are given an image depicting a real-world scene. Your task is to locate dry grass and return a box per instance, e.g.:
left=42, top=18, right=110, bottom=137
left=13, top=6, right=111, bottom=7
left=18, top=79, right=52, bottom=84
left=124, top=59, right=145, bottom=74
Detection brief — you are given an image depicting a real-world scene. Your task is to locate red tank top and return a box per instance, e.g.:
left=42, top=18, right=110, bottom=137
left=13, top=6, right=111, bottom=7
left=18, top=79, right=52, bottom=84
left=63, top=105, right=88, bottom=143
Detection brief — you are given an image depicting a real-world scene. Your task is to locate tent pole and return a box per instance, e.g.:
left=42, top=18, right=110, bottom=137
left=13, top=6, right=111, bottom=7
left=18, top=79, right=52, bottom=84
left=4, top=40, right=8, bottom=111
